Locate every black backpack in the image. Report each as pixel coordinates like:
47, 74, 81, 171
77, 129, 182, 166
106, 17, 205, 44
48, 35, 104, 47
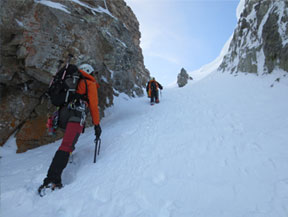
48, 64, 85, 107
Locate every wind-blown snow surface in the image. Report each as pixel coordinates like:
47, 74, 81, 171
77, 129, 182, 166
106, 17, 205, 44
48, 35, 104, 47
1, 71, 288, 217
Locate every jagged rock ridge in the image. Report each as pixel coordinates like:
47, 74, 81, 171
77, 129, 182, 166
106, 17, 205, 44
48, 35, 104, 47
219, 0, 288, 74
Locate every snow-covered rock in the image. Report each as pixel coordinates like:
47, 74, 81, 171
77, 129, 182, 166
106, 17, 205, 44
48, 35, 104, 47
219, 0, 288, 74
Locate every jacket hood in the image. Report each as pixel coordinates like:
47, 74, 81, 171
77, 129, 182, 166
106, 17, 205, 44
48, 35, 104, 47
80, 69, 96, 82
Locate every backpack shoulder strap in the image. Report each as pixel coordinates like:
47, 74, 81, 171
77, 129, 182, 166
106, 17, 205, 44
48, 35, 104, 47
83, 77, 88, 102
79, 74, 89, 102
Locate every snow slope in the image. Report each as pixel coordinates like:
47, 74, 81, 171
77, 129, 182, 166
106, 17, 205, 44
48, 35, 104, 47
1, 71, 288, 217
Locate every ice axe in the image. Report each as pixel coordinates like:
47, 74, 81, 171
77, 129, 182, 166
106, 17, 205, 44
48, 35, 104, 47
93, 138, 101, 163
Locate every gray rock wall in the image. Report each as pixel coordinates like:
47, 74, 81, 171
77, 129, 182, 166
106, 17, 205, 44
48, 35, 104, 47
219, 0, 288, 74
0, 0, 150, 152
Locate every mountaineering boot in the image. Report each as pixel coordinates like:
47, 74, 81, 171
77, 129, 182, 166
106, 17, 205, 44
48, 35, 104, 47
38, 182, 63, 197
51, 182, 63, 190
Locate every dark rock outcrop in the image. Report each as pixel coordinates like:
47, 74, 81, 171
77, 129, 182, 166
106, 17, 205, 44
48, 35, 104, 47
0, 0, 149, 152
219, 0, 288, 74
177, 68, 192, 87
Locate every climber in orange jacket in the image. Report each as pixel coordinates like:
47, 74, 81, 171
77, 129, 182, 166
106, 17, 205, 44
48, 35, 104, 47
146, 77, 163, 105
39, 64, 101, 193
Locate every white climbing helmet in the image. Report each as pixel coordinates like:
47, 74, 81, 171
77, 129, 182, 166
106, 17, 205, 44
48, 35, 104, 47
79, 64, 94, 74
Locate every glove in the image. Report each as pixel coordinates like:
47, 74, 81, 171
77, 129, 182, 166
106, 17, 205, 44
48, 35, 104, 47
94, 124, 102, 139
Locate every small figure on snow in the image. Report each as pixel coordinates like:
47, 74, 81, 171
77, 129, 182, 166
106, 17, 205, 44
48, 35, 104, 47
146, 77, 163, 105
38, 63, 102, 196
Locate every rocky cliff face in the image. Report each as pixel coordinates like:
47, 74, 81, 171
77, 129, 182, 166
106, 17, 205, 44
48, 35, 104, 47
219, 0, 288, 74
0, 0, 150, 152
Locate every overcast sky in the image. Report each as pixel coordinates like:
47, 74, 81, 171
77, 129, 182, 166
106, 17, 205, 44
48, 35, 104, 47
125, 0, 240, 85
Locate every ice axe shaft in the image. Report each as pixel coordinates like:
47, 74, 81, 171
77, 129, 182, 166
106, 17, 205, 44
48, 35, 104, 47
94, 138, 101, 163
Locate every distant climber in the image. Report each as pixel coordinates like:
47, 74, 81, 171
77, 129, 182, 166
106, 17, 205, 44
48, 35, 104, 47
146, 77, 163, 105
